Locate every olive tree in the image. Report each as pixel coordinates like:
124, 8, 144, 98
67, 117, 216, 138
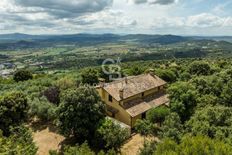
13, 70, 33, 82
57, 87, 105, 140
0, 92, 29, 135
95, 118, 130, 150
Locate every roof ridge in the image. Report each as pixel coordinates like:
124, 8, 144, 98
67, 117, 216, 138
105, 74, 150, 86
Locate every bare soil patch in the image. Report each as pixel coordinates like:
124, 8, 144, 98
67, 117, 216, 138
30, 121, 154, 155
30, 122, 65, 155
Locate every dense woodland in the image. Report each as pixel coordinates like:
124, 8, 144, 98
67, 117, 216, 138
1, 57, 232, 154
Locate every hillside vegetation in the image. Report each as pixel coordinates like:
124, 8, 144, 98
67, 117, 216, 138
1, 57, 232, 154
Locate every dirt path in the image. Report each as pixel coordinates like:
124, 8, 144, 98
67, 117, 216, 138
121, 134, 147, 155
33, 127, 65, 155
29, 122, 65, 155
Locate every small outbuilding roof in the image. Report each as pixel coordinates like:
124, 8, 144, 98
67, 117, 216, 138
125, 92, 169, 117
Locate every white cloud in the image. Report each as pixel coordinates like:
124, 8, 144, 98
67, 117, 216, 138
0, 0, 232, 35
131, 0, 177, 5
186, 13, 232, 28
151, 13, 232, 29
14, 0, 113, 16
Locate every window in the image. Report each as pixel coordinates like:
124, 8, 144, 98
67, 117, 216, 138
142, 92, 144, 97
109, 95, 113, 102
142, 112, 146, 119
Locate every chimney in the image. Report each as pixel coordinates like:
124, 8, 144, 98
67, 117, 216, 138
119, 88, 124, 99
99, 78, 105, 88
148, 69, 155, 76
125, 77, 128, 84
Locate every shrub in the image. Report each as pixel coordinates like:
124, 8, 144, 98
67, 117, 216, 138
0, 126, 37, 155
154, 135, 232, 155
13, 70, 33, 82
43, 86, 60, 105
81, 68, 99, 85
29, 97, 57, 121
95, 118, 130, 150
189, 61, 211, 76
0, 92, 29, 135
147, 106, 170, 125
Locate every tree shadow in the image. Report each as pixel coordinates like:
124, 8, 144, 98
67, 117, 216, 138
29, 120, 57, 133
58, 136, 78, 152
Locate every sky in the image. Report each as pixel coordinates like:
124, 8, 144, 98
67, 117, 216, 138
0, 0, 232, 35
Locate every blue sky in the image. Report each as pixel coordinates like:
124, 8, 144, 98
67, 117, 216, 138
0, 0, 232, 35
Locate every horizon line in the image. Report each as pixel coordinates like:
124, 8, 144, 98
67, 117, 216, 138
0, 32, 232, 37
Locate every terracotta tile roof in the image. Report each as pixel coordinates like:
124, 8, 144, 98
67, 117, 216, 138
125, 92, 169, 117
103, 73, 167, 101
126, 101, 151, 117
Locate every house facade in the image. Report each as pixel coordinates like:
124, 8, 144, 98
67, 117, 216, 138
96, 72, 169, 128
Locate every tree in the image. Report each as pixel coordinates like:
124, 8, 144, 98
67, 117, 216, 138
192, 76, 223, 97
147, 106, 170, 126
153, 138, 179, 155
159, 113, 183, 142
128, 66, 145, 76
63, 142, 95, 155
135, 119, 153, 138
221, 80, 232, 106
13, 70, 33, 82
186, 105, 232, 144
155, 69, 177, 83
98, 67, 110, 82
189, 61, 211, 76
153, 135, 232, 155
168, 82, 198, 122
55, 77, 76, 90
50, 142, 117, 155
57, 87, 105, 140
134, 119, 160, 144
139, 141, 157, 155
95, 118, 130, 150
0, 126, 37, 155
0, 92, 29, 135
29, 97, 57, 121
43, 86, 60, 105
81, 68, 99, 85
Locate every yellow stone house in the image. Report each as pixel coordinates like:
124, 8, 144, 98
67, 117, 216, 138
96, 72, 169, 128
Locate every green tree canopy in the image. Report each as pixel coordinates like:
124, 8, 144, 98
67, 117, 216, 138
147, 106, 170, 125
95, 118, 130, 150
128, 66, 145, 76
155, 69, 177, 83
50, 142, 117, 155
81, 68, 99, 85
135, 119, 153, 137
168, 82, 198, 122
154, 135, 232, 155
43, 86, 60, 105
13, 70, 33, 82
221, 80, 232, 106
188, 61, 211, 76
0, 92, 29, 135
63, 142, 95, 155
159, 113, 183, 142
186, 105, 232, 144
0, 126, 37, 155
57, 87, 105, 140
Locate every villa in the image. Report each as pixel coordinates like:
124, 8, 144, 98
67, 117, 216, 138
96, 72, 169, 128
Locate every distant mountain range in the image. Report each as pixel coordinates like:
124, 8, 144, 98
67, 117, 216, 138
0, 33, 232, 50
